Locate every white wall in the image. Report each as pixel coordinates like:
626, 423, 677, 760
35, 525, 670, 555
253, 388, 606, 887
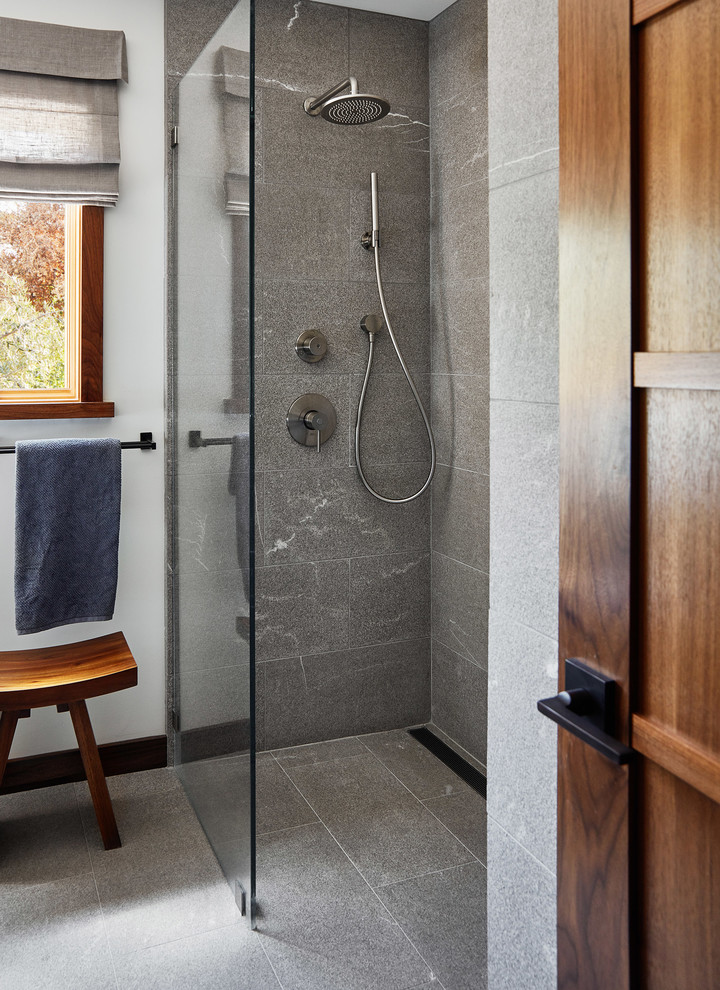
0, 0, 166, 758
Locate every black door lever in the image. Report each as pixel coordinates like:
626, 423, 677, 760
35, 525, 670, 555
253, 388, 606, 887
537, 658, 635, 765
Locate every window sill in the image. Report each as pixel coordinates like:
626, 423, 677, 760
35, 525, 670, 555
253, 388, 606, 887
0, 401, 115, 421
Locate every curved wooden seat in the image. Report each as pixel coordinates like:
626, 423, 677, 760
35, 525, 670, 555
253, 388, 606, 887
0, 632, 138, 851
0, 632, 137, 710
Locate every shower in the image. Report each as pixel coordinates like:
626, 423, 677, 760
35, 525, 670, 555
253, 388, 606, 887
303, 77, 390, 125
355, 172, 436, 504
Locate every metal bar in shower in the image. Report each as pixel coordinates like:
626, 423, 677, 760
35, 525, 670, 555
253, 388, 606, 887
188, 430, 233, 448
0, 432, 157, 454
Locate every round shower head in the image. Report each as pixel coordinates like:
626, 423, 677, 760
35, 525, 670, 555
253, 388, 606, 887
319, 93, 390, 125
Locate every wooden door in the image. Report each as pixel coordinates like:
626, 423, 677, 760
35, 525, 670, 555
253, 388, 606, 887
557, 0, 720, 987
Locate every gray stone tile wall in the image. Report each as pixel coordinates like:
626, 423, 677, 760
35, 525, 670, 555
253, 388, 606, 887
487, 0, 559, 983
429, 0, 489, 768
255, 0, 432, 746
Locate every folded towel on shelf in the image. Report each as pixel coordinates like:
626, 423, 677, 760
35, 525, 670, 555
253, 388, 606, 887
227, 431, 251, 602
14, 437, 122, 635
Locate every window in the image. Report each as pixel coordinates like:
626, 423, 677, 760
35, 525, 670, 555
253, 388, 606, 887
0, 203, 113, 420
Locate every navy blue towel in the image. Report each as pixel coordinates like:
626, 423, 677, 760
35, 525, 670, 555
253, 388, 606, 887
14, 438, 122, 635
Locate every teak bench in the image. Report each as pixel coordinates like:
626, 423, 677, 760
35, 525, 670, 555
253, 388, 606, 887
0, 632, 138, 850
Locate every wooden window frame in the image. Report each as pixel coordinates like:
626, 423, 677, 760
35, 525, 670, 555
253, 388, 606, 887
0, 205, 114, 420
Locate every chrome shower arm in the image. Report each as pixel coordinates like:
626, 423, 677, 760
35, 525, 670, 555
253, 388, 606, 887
304, 77, 358, 115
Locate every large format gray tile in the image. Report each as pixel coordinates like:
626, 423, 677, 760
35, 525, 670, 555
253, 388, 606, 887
115, 924, 281, 990
0, 873, 116, 990
96, 854, 241, 958
432, 642, 487, 767
352, 373, 432, 467
431, 179, 488, 285
180, 663, 251, 730
257, 822, 431, 990
360, 728, 469, 800
255, 372, 350, 469
431, 464, 489, 572
377, 861, 487, 990
256, 184, 350, 281
262, 279, 430, 376
431, 551, 488, 667
271, 736, 367, 768
431, 372, 489, 474
349, 10, 428, 111
431, 276, 489, 378
74, 769, 217, 878
489, 399, 559, 638
262, 639, 430, 749
486, 819, 556, 990
349, 551, 430, 647
350, 188, 430, 286
0, 783, 91, 885
431, 80, 488, 192
256, 559, 349, 661
263, 464, 430, 565
487, 611, 557, 871
429, 0, 488, 110
166, 0, 238, 82
178, 567, 248, 672
423, 790, 487, 864
489, 170, 559, 404
256, 757, 318, 834
488, 0, 558, 189
286, 754, 473, 886
260, 84, 429, 196
254, 0, 348, 95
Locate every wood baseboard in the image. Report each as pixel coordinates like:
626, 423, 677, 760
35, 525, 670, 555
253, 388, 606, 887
0, 734, 167, 795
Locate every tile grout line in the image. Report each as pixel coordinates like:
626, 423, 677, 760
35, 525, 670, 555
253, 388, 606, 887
356, 743, 479, 868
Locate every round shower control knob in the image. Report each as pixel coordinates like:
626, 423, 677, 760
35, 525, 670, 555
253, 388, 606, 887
295, 330, 328, 363
287, 393, 337, 453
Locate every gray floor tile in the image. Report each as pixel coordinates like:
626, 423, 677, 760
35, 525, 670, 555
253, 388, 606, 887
96, 854, 242, 958
115, 924, 281, 990
423, 791, 487, 864
75, 769, 213, 879
0, 873, 116, 990
270, 736, 366, 768
286, 754, 474, 886
256, 758, 318, 834
0, 783, 91, 885
377, 862, 487, 990
359, 729, 470, 800
257, 822, 431, 990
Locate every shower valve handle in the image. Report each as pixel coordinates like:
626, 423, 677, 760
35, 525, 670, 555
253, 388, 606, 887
287, 394, 337, 453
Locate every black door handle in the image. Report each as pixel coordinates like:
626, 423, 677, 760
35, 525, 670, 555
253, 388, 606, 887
537, 658, 635, 766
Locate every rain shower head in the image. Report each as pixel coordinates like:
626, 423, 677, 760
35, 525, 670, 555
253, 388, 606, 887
303, 77, 390, 125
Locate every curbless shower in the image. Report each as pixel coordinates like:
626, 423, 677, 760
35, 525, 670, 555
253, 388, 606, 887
355, 172, 436, 504
303, 77, 390, 125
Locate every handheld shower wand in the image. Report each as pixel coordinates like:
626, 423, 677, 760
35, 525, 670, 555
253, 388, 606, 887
355, 172, 436, 504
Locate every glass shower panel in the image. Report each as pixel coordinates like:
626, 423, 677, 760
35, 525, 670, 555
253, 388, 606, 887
171, 0, 254, 923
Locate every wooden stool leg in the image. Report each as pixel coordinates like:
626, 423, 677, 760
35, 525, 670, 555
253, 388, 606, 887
0, 711, 21, 786
67, 700, 121, 850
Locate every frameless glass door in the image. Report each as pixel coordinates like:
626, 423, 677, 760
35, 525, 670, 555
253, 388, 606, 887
171, 0, 254, 923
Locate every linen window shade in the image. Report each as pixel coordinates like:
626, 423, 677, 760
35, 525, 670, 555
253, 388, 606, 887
219, 46, 249, 217
0, 17, 127, 207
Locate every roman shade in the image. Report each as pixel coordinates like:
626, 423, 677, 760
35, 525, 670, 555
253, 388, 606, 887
219, 46, 249, 217
0, 17, 127, 207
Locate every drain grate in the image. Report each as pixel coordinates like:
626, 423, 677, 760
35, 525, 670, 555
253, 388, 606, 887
407, 726, 487, 798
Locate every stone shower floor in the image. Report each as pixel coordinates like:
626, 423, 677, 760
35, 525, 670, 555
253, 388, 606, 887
0, 728, 487, 990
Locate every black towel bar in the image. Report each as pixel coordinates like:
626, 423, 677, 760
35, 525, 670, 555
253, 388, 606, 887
0, 432, 157, 454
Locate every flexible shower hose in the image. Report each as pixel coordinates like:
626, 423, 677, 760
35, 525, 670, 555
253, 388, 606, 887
355, 244, 436, 504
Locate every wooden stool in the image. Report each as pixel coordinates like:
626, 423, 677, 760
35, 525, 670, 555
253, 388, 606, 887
0, 632, 137, 850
